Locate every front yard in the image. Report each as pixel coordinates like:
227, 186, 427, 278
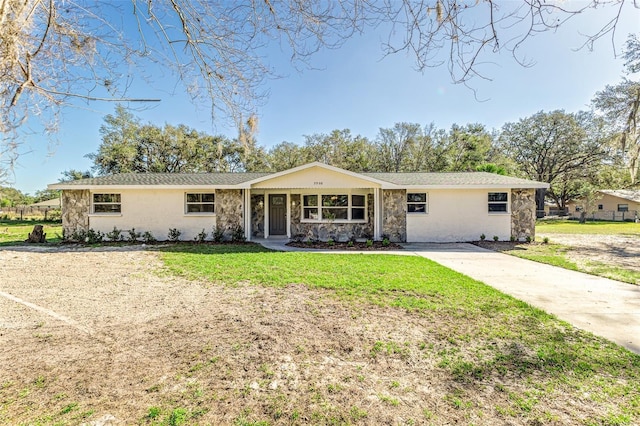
478, 220, 640, 285
0, 244, 638, 425
0, 220, 62, 246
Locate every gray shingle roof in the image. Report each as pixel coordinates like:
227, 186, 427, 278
599, 190, 640, 203
49, 168, 547, 189
51, 172, 271, 187
363, 172, 547, 187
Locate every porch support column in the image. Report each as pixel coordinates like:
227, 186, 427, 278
373, 187, 382, 240
243, 189, 251, 241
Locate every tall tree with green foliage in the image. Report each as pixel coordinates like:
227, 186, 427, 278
88, 107, 256, 174
499, 110, 609, 211
592, 35, 640, 184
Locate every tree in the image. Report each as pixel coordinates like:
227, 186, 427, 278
60, 169, 92, 181
445, 123, 494, 172
375, 123, 422, 172
267, 142, 309, 172
499, 110, 610, 211
88, 108, 254, 174
2, 1, 636, 179
592, 35, 640, 185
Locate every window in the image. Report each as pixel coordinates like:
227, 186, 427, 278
598, 204, 604, 210
303, 195, 319, 220
618, 204, 629, 212
407, 193, 427, 213
186, 193, 215, 213
93, 193, 121, 213
488, 192, 508, 213
302, 193, 367, 222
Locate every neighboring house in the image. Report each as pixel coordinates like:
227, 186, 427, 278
29, 198, 61, 210
567, 190, 640, 221
48, 162, 549, 242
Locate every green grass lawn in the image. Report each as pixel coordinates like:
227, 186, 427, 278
158, 244, 640, 425
537, 219, 640, 235
0, 220, 63, 245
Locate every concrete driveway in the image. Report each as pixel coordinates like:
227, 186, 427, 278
404, 243, 640, 354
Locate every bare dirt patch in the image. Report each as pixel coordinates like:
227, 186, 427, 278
476, 233, 640, 282
539, 233, 640, 271
0, 246, 632, 424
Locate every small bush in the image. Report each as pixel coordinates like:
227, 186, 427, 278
493, 235, 499, 242
382, 238, 390, 247
195, 228, 208, 243
366, 239, 373, 248
231, 224, 245, 242
127, 228, 141, 243
480, 233, 486, 241
327, 238, 335, 246
347, 240, 354, 247
525, 235, 533, 243
106, 226, 122, 242
85, 229, 104, 244
142, 231, 156, 243
212, 225, 224, 243
168, 228, 182, 242
510, 235, 516, 242
543, 236, 549, 244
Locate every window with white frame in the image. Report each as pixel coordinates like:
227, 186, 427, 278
186, 193, 215, 213
407, 193, 427, 213
93, 193, 121, 213
302, 193, 367, 222
618, 204, 629, 212
488, 192, 508, 213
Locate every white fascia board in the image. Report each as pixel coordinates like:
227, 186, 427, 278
400, 183, 550, 190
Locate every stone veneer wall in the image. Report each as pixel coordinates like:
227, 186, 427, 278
382, 190, 407, 242
251, 194, 265, 238
511, 188, 536, 240
61, 190, 90, 238
289, 193, 374, 242
216, 189, 244, 240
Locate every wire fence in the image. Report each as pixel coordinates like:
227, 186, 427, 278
0, 206, 61, 221
569, 209, 639, 222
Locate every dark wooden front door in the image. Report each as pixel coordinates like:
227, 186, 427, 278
269, 194, 287, 235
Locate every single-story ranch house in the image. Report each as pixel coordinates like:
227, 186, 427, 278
48, 162, 549, 243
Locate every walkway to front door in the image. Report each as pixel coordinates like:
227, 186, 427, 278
269, 194, 287, 235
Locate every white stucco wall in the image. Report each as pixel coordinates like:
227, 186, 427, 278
88, 189, 217, 241
406, 189, 511, 242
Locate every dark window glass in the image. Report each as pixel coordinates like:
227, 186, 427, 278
488, 203, 508, 212
488, 192, 508, 202
407, 193, 426, 203
352, 208, 365, 220
407, 204, 426, 213
322, 195, 348, 207
618, 204, 629, 212
352, 195, 366, 207
93, 193, 120, 203
303, 195, 318, 207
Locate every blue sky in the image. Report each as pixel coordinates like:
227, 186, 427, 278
9, 5, 640, 195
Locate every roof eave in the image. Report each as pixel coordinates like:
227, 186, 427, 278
48, 184, 241, 190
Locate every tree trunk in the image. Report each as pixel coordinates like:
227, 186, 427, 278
26, 225, 46, 243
